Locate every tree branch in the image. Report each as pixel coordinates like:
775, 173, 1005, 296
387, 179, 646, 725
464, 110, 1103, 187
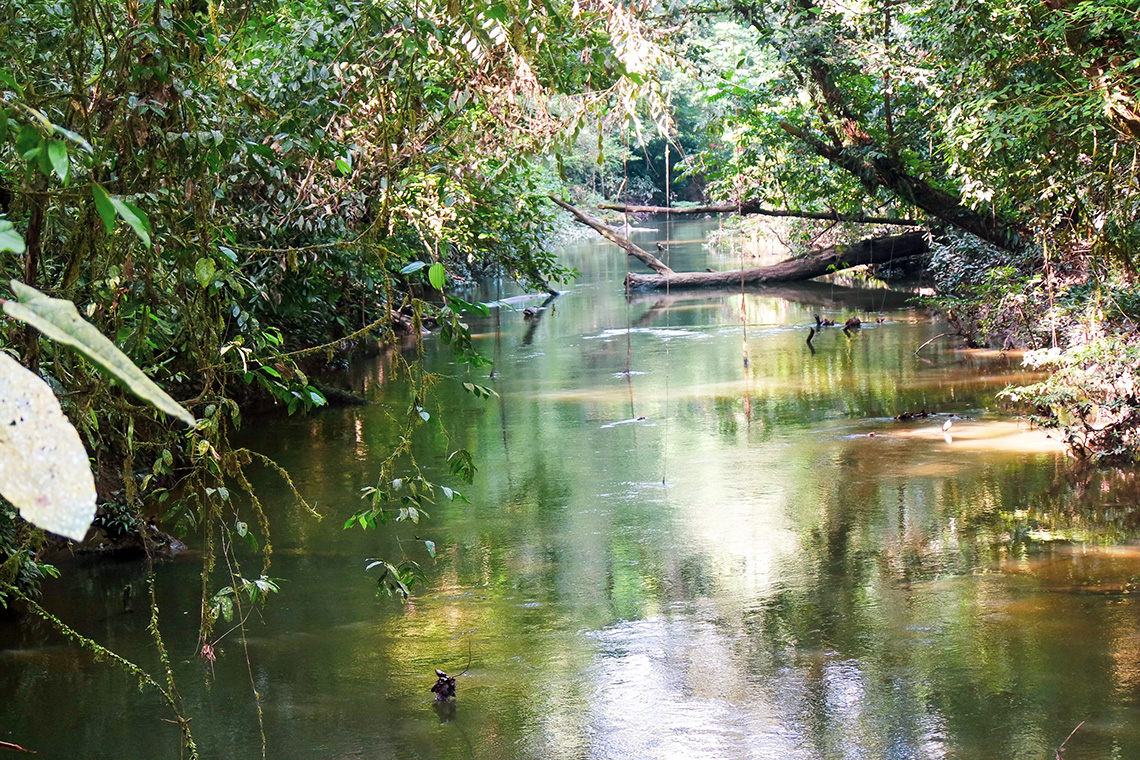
598, 201, 923, 226
547, 195, 674, 274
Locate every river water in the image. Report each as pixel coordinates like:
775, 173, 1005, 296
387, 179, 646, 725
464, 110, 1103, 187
4, 217, 1140, 759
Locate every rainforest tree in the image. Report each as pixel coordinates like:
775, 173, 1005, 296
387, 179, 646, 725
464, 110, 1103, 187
664, 0, 1140, 458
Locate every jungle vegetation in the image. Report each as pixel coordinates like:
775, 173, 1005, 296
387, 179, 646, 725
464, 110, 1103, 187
1, 0, 1139, 753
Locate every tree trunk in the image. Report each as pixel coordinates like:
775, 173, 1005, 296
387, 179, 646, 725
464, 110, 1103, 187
778, 122, 1026, 251
626, 231, 929, 290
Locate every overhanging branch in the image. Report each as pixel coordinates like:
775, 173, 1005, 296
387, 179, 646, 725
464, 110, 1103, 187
547, 195, 674, 275
598, 201, 923, 226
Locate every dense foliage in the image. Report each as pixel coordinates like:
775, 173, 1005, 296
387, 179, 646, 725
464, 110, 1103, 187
0, 0, 667, 747
670, 0, 1140, 459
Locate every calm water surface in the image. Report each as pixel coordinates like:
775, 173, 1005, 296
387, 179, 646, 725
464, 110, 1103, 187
4, 218, 1140, 760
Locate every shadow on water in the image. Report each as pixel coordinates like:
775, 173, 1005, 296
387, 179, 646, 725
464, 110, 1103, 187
627, 279, 919, 314
4, 217, 1140, 760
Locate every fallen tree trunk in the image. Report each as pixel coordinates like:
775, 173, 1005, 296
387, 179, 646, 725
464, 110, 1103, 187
548, 195, 673, 275
549, 196, 930, 291
625, 231, 930, 290
598, 201, 922, 226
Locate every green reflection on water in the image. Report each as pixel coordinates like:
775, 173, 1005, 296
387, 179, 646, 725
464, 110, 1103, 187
4, 218, 1140, 759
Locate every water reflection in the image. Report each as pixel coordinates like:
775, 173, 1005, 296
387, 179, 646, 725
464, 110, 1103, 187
4, 218, 1140, 759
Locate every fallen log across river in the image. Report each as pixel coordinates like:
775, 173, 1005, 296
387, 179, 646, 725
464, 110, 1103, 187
549, 196, 931, 291
626, 230, 931, 289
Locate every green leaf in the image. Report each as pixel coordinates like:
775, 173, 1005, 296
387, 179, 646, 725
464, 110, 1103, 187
0, 70, 24, 97
0, 219, 25, 255
90, 185, 152, 247
462, 381, 499, 399
46, 140, 68, 183
424, 539, 436, 558
484, 3, 509, 21
91, 184, 115, 233
35, 145, 51, 176
3, 281, 195, 426
0, 352, 97, 541
400, 261, 426, 274
334, 157, 352, 175
428, 262, 446, 290
15, 125, 39, 157
194, 257, 216, 288
111, 198, 152, 248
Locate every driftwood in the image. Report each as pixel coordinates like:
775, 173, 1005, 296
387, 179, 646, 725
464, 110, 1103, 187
599, 201, 923, 227
626, 231, 930, 290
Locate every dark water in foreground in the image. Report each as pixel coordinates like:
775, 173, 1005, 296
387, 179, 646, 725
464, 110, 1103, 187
4, 218, 1140, 760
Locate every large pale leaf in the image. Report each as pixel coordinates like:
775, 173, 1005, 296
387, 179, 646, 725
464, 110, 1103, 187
3, 281, 195, 426
0, 352, 96, 541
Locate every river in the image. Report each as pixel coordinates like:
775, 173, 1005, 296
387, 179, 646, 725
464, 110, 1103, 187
3, 217, 1140, 759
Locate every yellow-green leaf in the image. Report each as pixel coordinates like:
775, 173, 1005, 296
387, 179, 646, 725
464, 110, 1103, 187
195, 257, 216, 288
0, 352, 96, 541
428, 262, 446, 290
3, 281, 195, 426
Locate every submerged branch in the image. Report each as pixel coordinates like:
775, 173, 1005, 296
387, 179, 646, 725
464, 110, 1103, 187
0, 741, 35, 754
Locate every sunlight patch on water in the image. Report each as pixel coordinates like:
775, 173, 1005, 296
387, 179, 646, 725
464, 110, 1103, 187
585, 616, 811, 760
582, 615, 950, 760
890, 420, 1066, 453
